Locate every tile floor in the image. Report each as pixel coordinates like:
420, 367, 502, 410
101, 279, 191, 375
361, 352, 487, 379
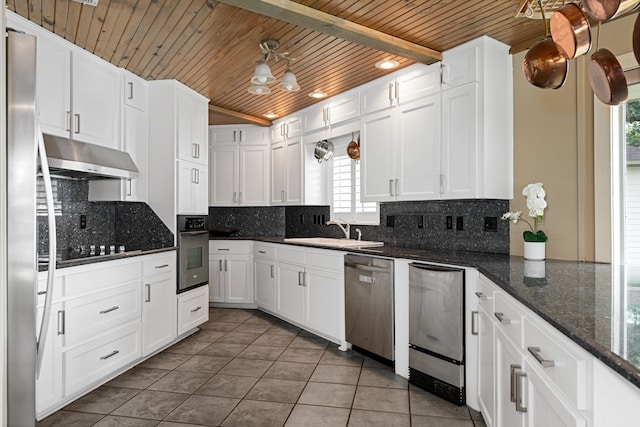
38, 308, 487, 427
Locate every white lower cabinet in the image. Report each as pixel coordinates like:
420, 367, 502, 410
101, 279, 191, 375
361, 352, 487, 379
36, 302, 64, 416
303, 266, 341, 340
254, 257, 277, 312
209, 241, 254, 305
495, 327, 525, 427
477, 306, 495, 427
141, 253, 177, 356
276, 261, 306, 325
177, 285, 209, 335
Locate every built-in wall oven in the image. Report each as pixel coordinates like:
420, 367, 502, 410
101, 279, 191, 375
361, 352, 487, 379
177, 215, 209, 293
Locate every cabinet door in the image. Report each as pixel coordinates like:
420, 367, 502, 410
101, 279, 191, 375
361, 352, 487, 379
360, 78, 395, 115
523, 360, 587, 427
177, 161, 196, 214
442, 43, 478, 89
123, 71, 148, 111
36, 33, 71, 138
478, 307, 495, 427
302, 103, 328, 133
239, 126, 268, 145
123, 105, 148, 202
361, 110, 395, 202
210, 145, 238, 206
441, 83, 478, 199
285, 117, 301, 139
226, 256, 252, 304
271, 122, 285, 143
396, 64, 441, 105
71, 52, 119, 148
210, 126, 240, 145
177, 90, 208, 165
276, 262, 305, 325
285, 138, 303, 205
396, 95, 441, 201
36, 302, 63, 417
271, 142, 286, 205
495, 328, 525, 427
142, 274, 177, 356
209, 256, 225, 303
177, 286, 209, 335
329, 92, 360, 126
304, 267, 341, 341
240, 145, 269, 206
255, 258, 276, 312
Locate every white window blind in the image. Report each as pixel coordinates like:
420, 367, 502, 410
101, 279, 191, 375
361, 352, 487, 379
331, 154, 378, 224
36, 177, 62, 216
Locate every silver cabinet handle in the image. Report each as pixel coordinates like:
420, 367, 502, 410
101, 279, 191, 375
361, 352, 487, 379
191, 306, 202, 313
515, 371, 528, 413
528, 347, 555, 368
195, 168, 200, 184
217, 248, 230, 251
233, 130, 237, 142
192, 143, 199, 159
155, 264, 169, 269
471, 311, 479, 335
238, 192, 242, 204
74, 113, 80, 133
475, 291, 488, 299
302, 272, 307, 287
270, 264, 274, 278
510, 364, 520, 403
298, 271, 303, 286
191, 168, 197, 184
66, 111, 72, 131
37, 290, 47, 295
388, 82, 393, 102
285, 123, 289, 137
440, 174, 445, 194
224, 260, 228, 271
389, 179, 394, 197
128, 81, 134, 100
395, 81, 400, 103
100, 350, 119, 360
57, 310, 65, 335
240, 130, 243, 141
219, 260, 223, 271
145, 283, 151, 302
494, 312, 510, 324
327, 106, 331, 123
233, 191, 237, 204
395, 178, 399, 196
126, 178, 132, 196
99, 306, 119, 314
258, 250, 267, 254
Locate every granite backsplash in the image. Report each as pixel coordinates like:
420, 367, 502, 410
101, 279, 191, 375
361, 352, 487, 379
210, 199, 510, 254
38, 179, 174, 260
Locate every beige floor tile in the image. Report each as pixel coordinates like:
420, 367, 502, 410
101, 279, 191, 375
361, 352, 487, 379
409, 390, 471, 419
348, 409, 410, 427
278, 347, 324, 364
199, 342, 247, 358
358, 367, 408, 389
233, 322, 271, 334
164, 339, 211, 355
245, 378, 306, 403
147, 370, 212, 394
36, 411, 105, 427
289, 335, 329, 350
140, 353, 191, 370
319, 347, 363, 367
111, 390, 188, 420
352, 386, 409, 414
284, 404, 350, 427
106, 367, 170, 389
253, 333, 296, 347
164, 394, 240, 425
298, 382, 356, 408
198, 321, 239, 332
221, 399, 293, 426
175, 354, 232, 374
218, 358, 274, 377
196, 374, 259, 398
309, 364, 361, 385
92, 416, 157, 426
217, 331, 261, 345
237, 344, 286, 361
63, 386, 139, 414
411, 415, 475, 426
263, 361, 317, 381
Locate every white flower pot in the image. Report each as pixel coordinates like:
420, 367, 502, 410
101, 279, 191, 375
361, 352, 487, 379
524, 241, 545, 260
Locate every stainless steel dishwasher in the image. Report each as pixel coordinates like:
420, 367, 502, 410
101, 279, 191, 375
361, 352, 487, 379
344, 254, 394, 361
409, 263, 465, 405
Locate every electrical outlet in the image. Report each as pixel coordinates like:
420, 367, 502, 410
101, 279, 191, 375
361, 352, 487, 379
417, 216, 424, 229
387, 215, 395, 227
446, 216, 453, 229
484, 216, 498, 231
456, 216, 463, 231
300, 214, 304, 224
80, 214, 87, 229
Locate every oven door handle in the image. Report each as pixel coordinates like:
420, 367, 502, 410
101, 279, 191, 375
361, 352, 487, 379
180, 231, 209, 236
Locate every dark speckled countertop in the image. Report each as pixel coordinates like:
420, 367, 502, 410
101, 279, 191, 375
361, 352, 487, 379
212, 235, 640, 389
39, 247, 177, 271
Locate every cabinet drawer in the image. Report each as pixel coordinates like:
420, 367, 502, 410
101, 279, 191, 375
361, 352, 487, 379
64, 262, 141, 296
210, 240, 252, 255
277, 246, 306, 265
254, 243, 276, 259
524, 317, 589, 410
178, 285, 209, 335
304, 248, 343, 271
142, 253, 176, 276
475, 275, 496, 312
493, 292, 525, 348
64, 280, 142, 346
64, 321, 141, 396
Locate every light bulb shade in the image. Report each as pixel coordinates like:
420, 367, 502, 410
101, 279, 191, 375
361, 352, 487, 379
248, 83, 271, 95
251, 61, 275, 84
277, 69, 300, 92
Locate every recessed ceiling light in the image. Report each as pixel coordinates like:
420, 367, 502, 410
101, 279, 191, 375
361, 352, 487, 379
375, 59, 400, 70
264, 113, 278, 119
308, 90, 327, 99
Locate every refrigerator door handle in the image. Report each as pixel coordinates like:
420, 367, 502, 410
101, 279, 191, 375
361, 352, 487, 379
35, 125, 57, 380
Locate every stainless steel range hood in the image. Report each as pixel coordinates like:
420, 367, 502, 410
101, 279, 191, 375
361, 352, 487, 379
43, 134, 139, 179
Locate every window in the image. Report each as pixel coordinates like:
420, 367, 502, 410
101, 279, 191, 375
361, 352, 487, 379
331, 154, 378, 224
36, 177, 62, 216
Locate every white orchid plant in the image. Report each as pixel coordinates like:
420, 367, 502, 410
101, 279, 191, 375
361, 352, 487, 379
501, 182, 548, 242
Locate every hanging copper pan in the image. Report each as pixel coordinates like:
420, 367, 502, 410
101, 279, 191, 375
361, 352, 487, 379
550, 3, 592, 59
582, 0, 640, 21
633, 12, 640, 64
347, 133, 360, 161
523, 0, 568, 89
587, 23, 628, 105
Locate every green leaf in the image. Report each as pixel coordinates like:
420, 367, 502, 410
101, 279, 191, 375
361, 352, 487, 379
523, 230, 547, 242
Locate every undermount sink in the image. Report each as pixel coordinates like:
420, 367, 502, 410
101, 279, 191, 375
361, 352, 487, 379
283, 237, 384, 248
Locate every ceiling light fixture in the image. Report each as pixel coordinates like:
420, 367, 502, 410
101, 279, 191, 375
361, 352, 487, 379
247, 39, 300, 95
375, 59, 400, 70
264, 112, 279, 119
308, 90, 327, 99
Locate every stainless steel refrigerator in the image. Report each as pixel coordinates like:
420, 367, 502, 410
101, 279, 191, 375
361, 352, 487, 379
6, 28, 57, 426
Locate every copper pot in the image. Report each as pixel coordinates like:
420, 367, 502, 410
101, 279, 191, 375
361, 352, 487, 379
633, 12, 640, 64
583, 0, 640, 21
550, 3, 591, 59
587, 48, 628, 105
523, 37, 568, 89
347, 134, 360, 160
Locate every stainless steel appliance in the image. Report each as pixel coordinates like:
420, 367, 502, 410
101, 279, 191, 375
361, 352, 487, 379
6, 28, 58, 424
344, 254, 394, 361
177, 215, 209, 293
408, 263, 465, 406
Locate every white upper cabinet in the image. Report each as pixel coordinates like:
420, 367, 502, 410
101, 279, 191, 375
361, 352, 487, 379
271, 116, 301, 144
177, 89, 208, 166
177, 160, 208, 214
210, 145, 239, 206
270, 116, 303, 205
123, 71, 148, 111
210, 125, 268, 145
442, 42, 478, 89
301, 92, 360, 134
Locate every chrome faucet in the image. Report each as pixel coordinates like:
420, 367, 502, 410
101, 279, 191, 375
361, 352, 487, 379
326, 220, 350, 239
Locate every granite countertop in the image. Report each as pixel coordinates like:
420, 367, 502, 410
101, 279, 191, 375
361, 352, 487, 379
212, 235, 640, 389
39, 246, 177, 272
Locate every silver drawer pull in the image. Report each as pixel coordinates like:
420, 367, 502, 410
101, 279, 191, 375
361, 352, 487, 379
494, 312, 510, 324
258, 250, 267, 254
510, 364, 520, 403
515, 371, 528, 413
37, 290, 47, 295
191, 306, 202, 313
217, 248, 230, 251
475, 291, 488, 299
99, 306, 119, 314
528, 346, 555, 368
100, 350, 120, 360
426, 334, 439, 341
155, 264, 169, 269
471, 311, 479, 335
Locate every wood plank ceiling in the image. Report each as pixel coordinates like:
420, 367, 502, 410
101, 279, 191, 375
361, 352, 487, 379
9, 0, 565, 125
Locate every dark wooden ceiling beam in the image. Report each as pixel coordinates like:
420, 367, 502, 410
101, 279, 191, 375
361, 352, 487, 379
216, 0, 442, 64
209, 105, 273, 127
